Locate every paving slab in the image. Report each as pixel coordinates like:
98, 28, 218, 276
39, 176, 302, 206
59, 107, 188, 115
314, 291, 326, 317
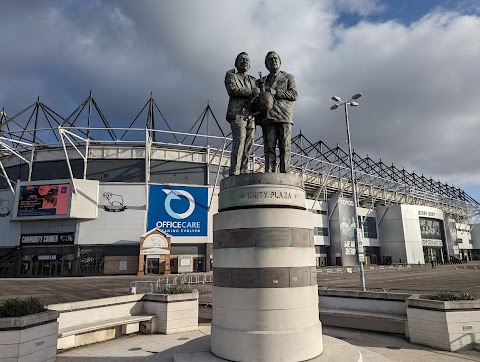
56, 323, 480, 362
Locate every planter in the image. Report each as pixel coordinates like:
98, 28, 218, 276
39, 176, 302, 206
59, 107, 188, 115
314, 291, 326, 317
0, 310, 59, 362
142, 290, 198, 334
407, 295, 480, 351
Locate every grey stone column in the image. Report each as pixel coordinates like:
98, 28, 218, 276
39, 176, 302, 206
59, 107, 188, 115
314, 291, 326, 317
211, 173, 323, 362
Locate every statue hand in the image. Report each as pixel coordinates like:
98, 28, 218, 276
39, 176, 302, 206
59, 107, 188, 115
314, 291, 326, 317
267, 88, 276, 96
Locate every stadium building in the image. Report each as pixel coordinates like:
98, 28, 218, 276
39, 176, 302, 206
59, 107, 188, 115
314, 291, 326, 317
0, 93, 479, 277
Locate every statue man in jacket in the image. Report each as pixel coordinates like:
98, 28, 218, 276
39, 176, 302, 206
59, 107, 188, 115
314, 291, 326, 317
258, 51, 298, 173
225, 52, 259, 176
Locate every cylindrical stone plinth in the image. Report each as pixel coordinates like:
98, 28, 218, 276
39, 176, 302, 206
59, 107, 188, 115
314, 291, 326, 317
211, 173, 323, 362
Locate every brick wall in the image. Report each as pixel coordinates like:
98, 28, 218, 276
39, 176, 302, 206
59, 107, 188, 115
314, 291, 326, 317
104, 256, 138, 274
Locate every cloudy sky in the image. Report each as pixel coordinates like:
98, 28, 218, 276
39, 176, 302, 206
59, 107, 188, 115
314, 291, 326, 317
1, 0, 480, 199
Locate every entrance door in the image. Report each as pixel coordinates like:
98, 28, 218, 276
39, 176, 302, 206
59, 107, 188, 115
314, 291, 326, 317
159, 256, 166, 274
32, 260, 53, 277
20, 261, 31, 276
194, 257, 205, 272
319, 257, 326, 267
146, 257, 159, 274
365, 256, 371, 265
382, 256, 392, 265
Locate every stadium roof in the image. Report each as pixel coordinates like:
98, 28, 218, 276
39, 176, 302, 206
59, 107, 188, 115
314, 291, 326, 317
1, 93, 479, 223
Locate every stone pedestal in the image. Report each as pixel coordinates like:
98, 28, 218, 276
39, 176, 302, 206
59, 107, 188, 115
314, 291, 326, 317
211, 173, 323, 362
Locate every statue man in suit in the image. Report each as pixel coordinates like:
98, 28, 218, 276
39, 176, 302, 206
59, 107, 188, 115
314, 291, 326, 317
258, 51, 298, 173
225, 52, 259, 176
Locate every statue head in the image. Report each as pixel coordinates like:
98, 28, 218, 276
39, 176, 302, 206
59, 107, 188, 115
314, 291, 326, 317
235, 52, 250, 74
265, 51, 281, 73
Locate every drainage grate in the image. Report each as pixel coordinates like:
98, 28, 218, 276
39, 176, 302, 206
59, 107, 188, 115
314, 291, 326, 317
128, 347, 142, 351
386, 346, 401, 350
178, 337, 190, 341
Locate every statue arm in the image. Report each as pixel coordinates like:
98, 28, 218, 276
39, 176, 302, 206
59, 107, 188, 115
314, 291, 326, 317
225, 71, 254, 97
275, 75, 298, 101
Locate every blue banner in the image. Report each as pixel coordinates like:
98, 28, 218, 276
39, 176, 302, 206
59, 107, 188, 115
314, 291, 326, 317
147, 185, 208, 236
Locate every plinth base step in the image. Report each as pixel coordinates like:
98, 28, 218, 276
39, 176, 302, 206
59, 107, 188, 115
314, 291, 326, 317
173, 335, 383, 361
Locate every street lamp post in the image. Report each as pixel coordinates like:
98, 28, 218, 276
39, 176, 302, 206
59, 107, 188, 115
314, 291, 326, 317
330, 93, 366, 291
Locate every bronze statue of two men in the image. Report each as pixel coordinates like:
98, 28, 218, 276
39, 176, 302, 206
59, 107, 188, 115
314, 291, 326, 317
225, 51, 298, 175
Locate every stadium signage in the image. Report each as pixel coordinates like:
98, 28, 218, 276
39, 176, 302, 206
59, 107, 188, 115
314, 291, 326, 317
17, 183, 70, 217
339, 199, 354, 206
418, 210, 437, 217
20, 232, 75, 246
422, 239, 443, 247
147, 185, 208, 236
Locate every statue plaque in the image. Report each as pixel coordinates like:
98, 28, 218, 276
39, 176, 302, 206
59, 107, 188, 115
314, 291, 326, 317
232, 268, 260, 288
260, 267, 289, 288
289, 266, 310, 287
229, 228, 255, 248
213, 267, 232, 287
291, 228, 312, 247
213, 230, 229, 249
255, 227, 291, 247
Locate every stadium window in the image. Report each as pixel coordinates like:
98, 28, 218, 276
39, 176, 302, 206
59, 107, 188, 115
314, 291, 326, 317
361, 217, 378, 239
314, 227, 328, 236
358, 216, 377, 238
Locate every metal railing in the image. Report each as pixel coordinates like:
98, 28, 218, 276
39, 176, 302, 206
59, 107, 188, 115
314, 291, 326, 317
129, 273, 213, 305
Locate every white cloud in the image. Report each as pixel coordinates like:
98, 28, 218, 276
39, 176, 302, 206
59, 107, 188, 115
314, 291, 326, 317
1, 1, 480, 194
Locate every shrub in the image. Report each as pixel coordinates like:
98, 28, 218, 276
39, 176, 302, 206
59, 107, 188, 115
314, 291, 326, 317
421, 291, 477, 301
153, 285, 193, 295
0, 297, 48, 318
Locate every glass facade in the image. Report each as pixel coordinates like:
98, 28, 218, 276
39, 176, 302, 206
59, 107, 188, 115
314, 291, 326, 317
20, 246, 74, 277
80, 246, 105, 274
314, 227, 329, 236
0, 256, 16, 276
360, 216, 378, 239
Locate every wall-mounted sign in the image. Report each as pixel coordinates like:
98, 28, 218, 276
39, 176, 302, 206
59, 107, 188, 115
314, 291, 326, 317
102, 191, 127, 212
17, 184, 70, 217
418, 217, 443, 243
338, 197, 356, 261
140, 248, 170, 255
422, 239, 443, 247
0, 198, 11, 217
446, 218, 460, 257
38, 255, 57, 261
143, 234, 168, 248
20, 232, 75, 246
147, 185, 208, 236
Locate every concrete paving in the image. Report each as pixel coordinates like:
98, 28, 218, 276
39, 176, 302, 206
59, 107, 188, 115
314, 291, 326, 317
3, 264, 480, 360
317, 262, 480, 294
56, 322, 480, 362
1, 262, 479, 305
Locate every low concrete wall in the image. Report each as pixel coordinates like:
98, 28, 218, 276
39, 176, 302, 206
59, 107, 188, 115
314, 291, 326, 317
51, 294, 144, 330
143, 291, 199, 334
51, 292, 198, 350
318, 289, 410, 335
407, 296, 480, 351
0, 310, 59, 362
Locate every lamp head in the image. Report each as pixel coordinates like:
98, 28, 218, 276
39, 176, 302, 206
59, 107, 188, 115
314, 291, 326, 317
350, 101, 359, 107
352, 93, 362, 100
331, 96, 341, 102
330, 104, 339, 110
